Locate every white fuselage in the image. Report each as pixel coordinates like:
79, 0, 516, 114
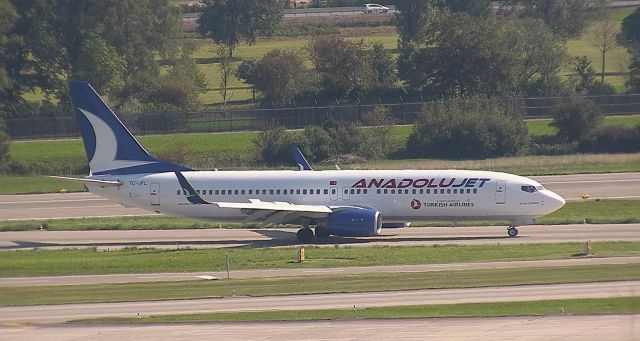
88, 169, 565, 225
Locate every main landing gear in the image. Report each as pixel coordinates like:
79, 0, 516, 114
507, 224, 519, 237
296, 228, 314, 244
296, 225, 330, 243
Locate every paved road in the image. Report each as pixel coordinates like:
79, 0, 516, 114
1, 172, 639, 221
1, 223, 639, 250
0, 281, 637, 323
3, 314, 639, 341
1, 256, 637, 287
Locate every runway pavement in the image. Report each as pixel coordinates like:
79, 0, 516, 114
0, 281, 638, 323
2, 315, 639, 341
1, 172, 638, 221
1, 256, 638, 287
1, 223, 639, 250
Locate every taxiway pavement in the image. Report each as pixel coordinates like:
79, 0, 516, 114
0, 280, 637, 324
1, 223, 639, 250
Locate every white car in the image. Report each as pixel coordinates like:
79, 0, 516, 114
362, 3, 389, 14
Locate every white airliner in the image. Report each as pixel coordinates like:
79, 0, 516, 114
57, 82, 566, 243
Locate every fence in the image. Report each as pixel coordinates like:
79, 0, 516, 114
5, 94, 640, 139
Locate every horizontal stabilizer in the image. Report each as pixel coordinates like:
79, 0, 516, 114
49, 176, 122, 188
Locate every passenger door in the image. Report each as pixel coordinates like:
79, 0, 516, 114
496, 180, 506, 204
150, 183, 160, 206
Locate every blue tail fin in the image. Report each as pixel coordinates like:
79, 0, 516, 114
69, 81, 192, 175
291, 146, 313, 171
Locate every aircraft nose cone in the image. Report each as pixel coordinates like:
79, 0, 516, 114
546, 191, 566, 213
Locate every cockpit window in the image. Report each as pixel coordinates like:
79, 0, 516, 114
521, 185, 538, 193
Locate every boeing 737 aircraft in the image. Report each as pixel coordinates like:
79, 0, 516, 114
57, 82, 566, 243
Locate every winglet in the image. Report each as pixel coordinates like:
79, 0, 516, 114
291, 146, 313, 171
174, 172, 211, 205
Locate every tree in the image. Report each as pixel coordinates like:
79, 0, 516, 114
197, 0, 282, 104
587, 17, 620, 83
0, 0, 16, 108
508, 0, 607, 39
571, 56, 597, 94
407, 96, 529, 159
252, 49, 310, 106
443, 0, 491, 17
551, 96, 602, 142
401, 14, 567, 98
395, 0, 440, 48
1, 0, 187, 110
308, 36, 375, 99
619, 7, 640, 91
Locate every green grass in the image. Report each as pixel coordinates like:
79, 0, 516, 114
537, 199, 640, 224
0, 176, 86, 194
0, 242, 638, 277
358, 153, 640, 175
527, 115, 640, 137
1, 264, 638, 306
1, 199, 639, 231
78, 296, 640, 323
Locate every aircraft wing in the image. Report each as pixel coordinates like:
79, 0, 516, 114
175, 171, 332, 225
216, 199, 332, 225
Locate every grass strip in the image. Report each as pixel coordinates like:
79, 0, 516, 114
0, 242, 638, 278
2, 199, 639, 232
1, 264, 638, 306
76, 296, 640, 323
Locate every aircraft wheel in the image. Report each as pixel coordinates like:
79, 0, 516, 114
507, 227, 519, 237
315, 225, 330, 239
296, 228, 315, 243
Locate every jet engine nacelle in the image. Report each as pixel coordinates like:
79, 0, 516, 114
326, 207, 382, 237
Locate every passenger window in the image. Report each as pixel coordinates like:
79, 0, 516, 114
215, 190, 219, 195
241, 190, 245, 195
276, 189, 281, 195
419, 189, 424, 194
303, 189, 308, 195
331, 189, 336, 194
262, 190, 267, 195
440, 189, 445, 194
473, 189, 478, 194
234, 190, 238, 195
316, 189, 320, 194
248, 190, 253, 195
176, 190, 181, 195
412, 189, 417, 194
363, 189, 367, 194
426, 189, 430, 194
324, 189, 328, 194
384, 189, 388, 194
297, 189, 301, 195
269, 189, 274, 195
221, 190, 226, 195
283, 189, 288, 195
391, 189, 396, 194
356, 189, 361, 194
377, 189, 381, 194
447, 189, 451, 194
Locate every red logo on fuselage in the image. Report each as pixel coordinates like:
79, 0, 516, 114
410, 199, 421, 209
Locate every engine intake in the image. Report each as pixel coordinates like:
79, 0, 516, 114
326, 207, 382, 237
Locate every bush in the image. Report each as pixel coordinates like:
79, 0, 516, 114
551, 95, 602, 142
579, 125, 640, 153
253, 124, 300, 166
407, 97, 529, 159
